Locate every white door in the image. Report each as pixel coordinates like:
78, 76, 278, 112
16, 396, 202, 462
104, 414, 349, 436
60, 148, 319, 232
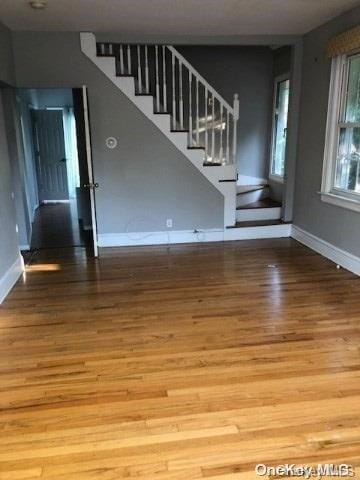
33, 110, 69, 202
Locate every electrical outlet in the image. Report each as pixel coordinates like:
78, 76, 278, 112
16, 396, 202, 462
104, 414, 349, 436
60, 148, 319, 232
166, 219, 173, 228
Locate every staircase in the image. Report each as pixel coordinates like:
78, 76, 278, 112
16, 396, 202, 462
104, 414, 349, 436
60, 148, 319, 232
80, 33, 239, 227
236, 184, 282, 222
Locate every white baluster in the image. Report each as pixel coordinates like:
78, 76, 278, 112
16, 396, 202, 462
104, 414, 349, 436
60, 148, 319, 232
127, 45, 131, 74
100, 43, 105, 55
211, 95, 215, 162
137, 45, 142, 94
162, 46, 167, 111
219, 102, 223, 164
145, 45, 149, 94
109, 44, 113, 56
232, 93, 239, 163
205, 87, 208, 158
189, 71, 192, 146
226, 110, 230, 164
172, 52, 176, 129
155, 46, 160, 112
196, 78, 199, 145
119, 45, 124, 75
179, 61, 184, 129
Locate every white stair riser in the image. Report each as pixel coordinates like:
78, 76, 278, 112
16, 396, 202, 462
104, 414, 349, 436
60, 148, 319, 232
80, 33, 237, 227
236, 187, 269, 207
236, 207, 281, 222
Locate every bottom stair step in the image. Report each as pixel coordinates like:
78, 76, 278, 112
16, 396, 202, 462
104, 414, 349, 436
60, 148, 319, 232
236, 199, 282, 222
224, 219, 292, 240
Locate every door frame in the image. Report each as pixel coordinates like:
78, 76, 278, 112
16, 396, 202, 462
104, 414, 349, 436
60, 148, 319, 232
82, 86, 99, 257
269, 72, 290, 184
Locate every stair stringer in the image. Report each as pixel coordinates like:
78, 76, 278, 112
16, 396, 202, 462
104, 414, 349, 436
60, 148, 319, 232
80, 33, 236, 227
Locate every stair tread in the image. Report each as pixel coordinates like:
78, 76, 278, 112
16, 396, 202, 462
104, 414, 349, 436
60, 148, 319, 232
229, 219, 284, 228
237, 184, 269, 195
237, 199, 281, 210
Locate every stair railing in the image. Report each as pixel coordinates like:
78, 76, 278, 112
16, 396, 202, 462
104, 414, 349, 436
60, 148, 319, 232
97, 42, 239, 166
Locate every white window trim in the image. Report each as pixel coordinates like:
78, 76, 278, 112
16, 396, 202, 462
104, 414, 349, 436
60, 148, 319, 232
269, 73, 290, 184
320, 54, 360, 212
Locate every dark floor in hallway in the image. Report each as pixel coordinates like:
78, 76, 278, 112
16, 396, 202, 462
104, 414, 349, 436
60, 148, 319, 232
30, 202, 88, 250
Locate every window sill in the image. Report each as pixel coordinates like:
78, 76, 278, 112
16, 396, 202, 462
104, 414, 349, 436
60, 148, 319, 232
320, 192, 360, 213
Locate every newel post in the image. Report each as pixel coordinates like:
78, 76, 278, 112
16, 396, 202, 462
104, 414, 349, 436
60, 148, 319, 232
232, 93, 239, 163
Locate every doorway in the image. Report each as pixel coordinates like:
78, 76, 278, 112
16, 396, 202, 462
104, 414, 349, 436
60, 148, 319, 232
15, 87, 98, 257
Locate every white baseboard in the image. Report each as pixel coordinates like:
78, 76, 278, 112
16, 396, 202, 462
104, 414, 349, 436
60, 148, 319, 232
291, 225, 360, 276
99, 224, 292, 247
0, 255, 24, 304
41, 200, 70, 204
237, 174, 268, 186
19, 244, 31, 251
98, 229, 224, 247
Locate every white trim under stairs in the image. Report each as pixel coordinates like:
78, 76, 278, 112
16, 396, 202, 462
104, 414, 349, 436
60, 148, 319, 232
0, 255, 24, 305
291, 225, 360, 276
98, 223, 292, 247
80, 33, 237, 227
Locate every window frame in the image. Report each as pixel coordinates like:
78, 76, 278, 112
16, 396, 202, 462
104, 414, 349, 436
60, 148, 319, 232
321, 53, 360, 213
269, 73, 290, 184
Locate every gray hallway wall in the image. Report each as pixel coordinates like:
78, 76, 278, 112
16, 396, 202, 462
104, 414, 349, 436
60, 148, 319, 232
0, 21, 22, 288
293, 4, 360, 257
0, 90, 21, 282
13, 32, 224, 234
0, 21, 15, 86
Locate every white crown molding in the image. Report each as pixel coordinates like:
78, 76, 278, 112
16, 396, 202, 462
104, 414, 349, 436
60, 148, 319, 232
291, 225, 360, 276
0, 255, 24, 305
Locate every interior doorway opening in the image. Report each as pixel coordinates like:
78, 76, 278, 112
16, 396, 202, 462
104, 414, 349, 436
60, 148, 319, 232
15, 87, 98, 259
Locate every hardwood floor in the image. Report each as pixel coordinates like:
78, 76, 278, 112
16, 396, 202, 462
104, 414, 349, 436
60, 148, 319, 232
1, 239, 360, 479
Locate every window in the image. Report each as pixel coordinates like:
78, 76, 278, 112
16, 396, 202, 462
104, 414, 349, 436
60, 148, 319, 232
270, 75, 290, 182
322, 53, 360, 212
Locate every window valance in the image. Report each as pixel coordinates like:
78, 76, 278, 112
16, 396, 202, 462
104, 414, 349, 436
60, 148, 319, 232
327, 25, 360, 57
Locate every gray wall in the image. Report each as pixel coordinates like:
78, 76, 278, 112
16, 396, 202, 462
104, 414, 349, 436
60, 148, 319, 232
0, 22, 21, 281
178, 46, 274, 181
13, 32, 224, 233
0, 22, 15, 86
2, 90, 31, 248
294, 5, 360, 257
0, 91, 20, 279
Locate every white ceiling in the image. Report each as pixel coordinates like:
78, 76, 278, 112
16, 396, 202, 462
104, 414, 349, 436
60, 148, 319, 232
0, 0, 359, 35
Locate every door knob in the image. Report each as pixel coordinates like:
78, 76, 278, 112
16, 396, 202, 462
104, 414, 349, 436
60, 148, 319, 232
83, 182, 99, 189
